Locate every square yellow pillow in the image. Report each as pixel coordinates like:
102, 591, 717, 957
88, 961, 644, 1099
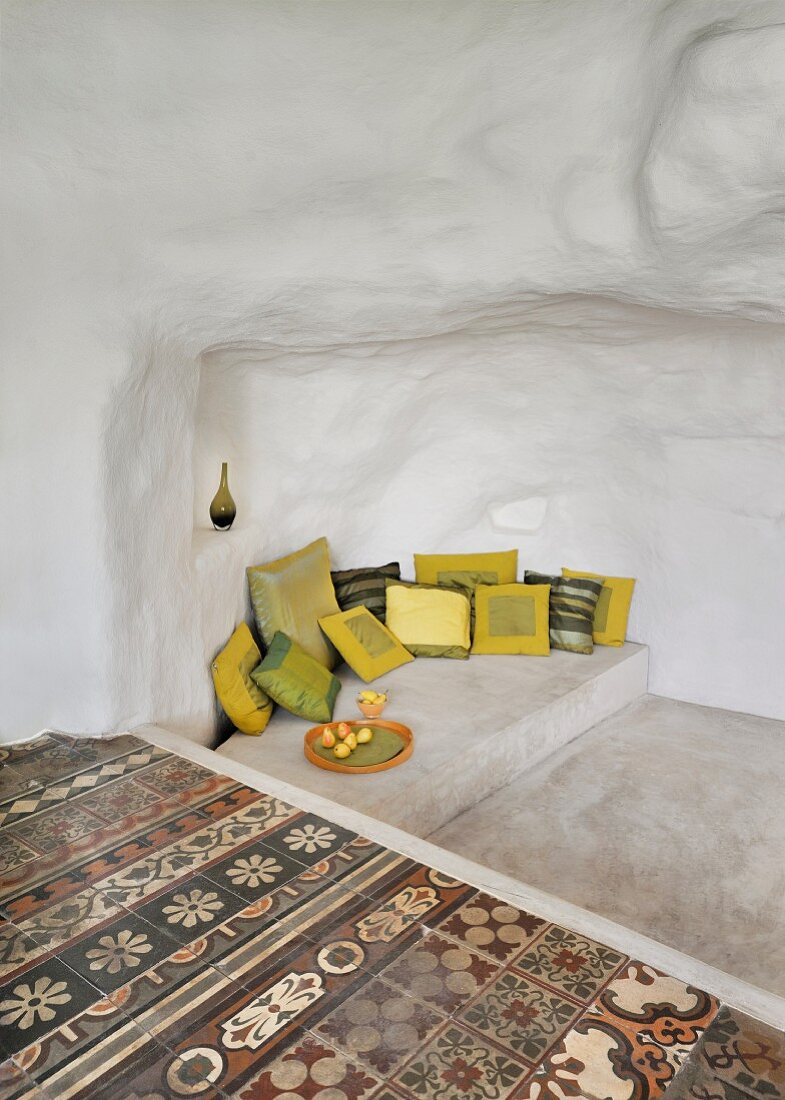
211, 623, 273, 735
562, 568, 636, 646
247, 537, 340, 669
385, 579, 471, 659
414, 550, 518, 589
318, 607, 414, 683
472, 583, 551, 656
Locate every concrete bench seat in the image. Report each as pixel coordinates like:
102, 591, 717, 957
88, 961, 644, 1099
216, 642, 648, 837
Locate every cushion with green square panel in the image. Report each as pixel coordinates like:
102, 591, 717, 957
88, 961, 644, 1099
318, 607, 413, 683
472, 583, 551, 655
251, 632, 341, 722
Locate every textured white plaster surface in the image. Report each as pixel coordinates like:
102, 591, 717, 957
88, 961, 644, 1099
1, 1, 784, 741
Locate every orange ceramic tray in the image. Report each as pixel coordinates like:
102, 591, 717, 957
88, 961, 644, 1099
303, 719, 414, 774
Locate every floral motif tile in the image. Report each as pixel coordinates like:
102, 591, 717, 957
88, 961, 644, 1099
435, 892, 549, 964
514, 925, 626, 1003
0, 734, 775, 1100
312, 975, 446, 1076
0, 956, 101, 1056
198, 837, 306, 903
57, 910, 177, 995
393, 1021, 530, 1099
378, 931, 501, 1014
134, 871, 248, 951
262, 812, 358, 867
459, 969, 583, 1064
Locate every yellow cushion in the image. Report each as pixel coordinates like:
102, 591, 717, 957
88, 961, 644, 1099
562, 568, 636, 646
472, 583, 551, 656
318, 607, 414, 683
211, 623, 273, 735
414, 550, 519, 590
247, 537, 340, 669
385, 580, 471, 659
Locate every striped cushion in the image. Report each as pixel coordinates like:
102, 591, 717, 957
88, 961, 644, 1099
524, 571, 603, 654
330, 563, 401, 624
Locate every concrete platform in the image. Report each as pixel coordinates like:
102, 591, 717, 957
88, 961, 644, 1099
216, 642, 648, 835
428, 694, 785, 999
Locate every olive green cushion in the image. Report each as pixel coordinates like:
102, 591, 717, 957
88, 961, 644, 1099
251, 632, 341, 723
210, 623, 273, 734
247, 537, 340, 669
311, 725, 405, 767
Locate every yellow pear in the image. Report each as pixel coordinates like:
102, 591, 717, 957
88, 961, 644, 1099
356, 727, 373, 744
344, 732, 358, 751
322, 729, 336, 749
333, 743, 351, 759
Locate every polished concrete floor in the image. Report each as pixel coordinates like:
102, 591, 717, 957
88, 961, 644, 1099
429, 695, 785, 998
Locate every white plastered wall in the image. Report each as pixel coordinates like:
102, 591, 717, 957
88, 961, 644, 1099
1, 0, 783, 742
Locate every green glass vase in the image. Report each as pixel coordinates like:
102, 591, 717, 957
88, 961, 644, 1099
209, 462, 236, 531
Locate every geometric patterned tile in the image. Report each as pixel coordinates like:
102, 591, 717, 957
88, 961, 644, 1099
0, 736, 60, 766
133, 756, 219, 798
15, 888, 121, 957
434, 893, 549, 964
392, 1020, 530, 1099
459, 968, 582, 1064
514, 925, 626, 1003
311, 975, 446, 1077
67, 734, 151, 766
0, 744, 170, 828
0, 1057, 43, 1099
377, 931, 501, 1014
0, 837, 40, 881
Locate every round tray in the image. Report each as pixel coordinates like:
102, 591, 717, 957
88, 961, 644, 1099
304, 719, 414, 774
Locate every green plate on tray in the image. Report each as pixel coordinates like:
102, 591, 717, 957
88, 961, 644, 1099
304, 720, 414, 774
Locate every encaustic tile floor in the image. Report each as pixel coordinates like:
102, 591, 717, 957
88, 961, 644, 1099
0, 735, 782, 1100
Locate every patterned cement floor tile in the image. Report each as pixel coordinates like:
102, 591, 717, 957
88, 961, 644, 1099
458, 968, 583, 1064
514, 925, 627, 1003
0, 734, 777, 1100
197, 838, 306, 903
135, 872, 249, 946
229, 1027, 382, 1098
376, 931, 501, 1014
0, 1057, 43, 1099
0, 737, 61, 767
57, 910, 180, 995
0, 956, 102, 1057
666, 1004, 785, 1100
261, 812, 358, 868
433, 892, 550, 965
310, 974, 446, 1077
0, 926, 42, 984
392, 1020, 531, 1099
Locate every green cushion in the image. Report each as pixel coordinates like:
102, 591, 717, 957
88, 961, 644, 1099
251, 632, 341, 722
247, 537, 340, 669
331, 563, 400, 624
524, 571, 602, 654
311, 724, 405, 768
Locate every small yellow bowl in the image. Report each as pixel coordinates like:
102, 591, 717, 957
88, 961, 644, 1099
357, 700, 386, 719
